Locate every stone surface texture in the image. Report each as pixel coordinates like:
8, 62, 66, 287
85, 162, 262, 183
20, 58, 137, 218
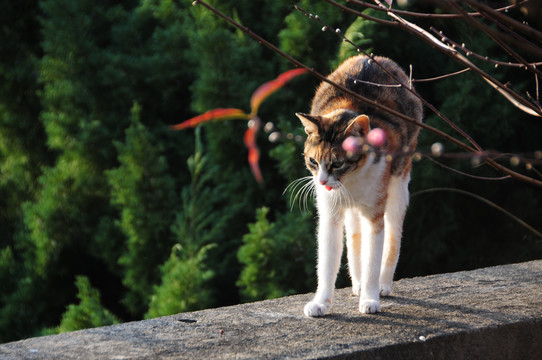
1, 260, 541, 359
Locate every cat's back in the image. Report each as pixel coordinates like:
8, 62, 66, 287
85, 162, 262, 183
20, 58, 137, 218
311, 55, 422, 129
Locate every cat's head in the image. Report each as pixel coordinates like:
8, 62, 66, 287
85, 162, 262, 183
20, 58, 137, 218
296, 110, 370, 191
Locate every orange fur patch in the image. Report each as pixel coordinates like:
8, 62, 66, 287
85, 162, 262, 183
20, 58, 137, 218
349, 233, 362, 255
384, 237, 400, 267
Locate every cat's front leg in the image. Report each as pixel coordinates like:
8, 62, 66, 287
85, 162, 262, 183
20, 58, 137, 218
359, 215, 385, 314
304, 213, 344, 317
345, 209, 362, 296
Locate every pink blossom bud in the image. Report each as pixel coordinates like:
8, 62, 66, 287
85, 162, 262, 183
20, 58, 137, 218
342, 136, 362, 152
367, 128, 386, 147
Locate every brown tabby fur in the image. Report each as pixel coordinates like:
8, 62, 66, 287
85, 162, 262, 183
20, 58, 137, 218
298, 55, 423, 180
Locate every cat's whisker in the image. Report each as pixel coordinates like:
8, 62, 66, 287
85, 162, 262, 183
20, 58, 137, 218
284, 177, 308, 205
340, 183, 355, 209
296, 180, 310, 211
300, 179, 316, 212
329, 187, 344, 218
284, 176, 309, 198
285, 176, 314, 212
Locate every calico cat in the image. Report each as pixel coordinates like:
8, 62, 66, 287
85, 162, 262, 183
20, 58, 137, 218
296, 55, 423, 316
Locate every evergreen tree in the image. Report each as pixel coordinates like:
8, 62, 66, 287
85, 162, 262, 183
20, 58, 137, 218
107, 103, 178, 316
0, 0, 49, 342
237, 207, 316, 301
54, 276, 120, 334
146, 244, 215, 318
146, 128, 230, 317
185, 0, 296, 305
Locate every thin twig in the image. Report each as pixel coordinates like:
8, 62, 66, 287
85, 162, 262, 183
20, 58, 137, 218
193, 1, 452, 146
412, 68, 471, 83
459, 0, 542, 44
323, 0, 398, 27
297, 5, 484, 152
422, 155, 511, 181
446, 0, 542, 74
411, 187, 542, 239
193, 0, 542, 187
345, 0, 526, 19
368, 0, 542, 117
433, 28, 542, 69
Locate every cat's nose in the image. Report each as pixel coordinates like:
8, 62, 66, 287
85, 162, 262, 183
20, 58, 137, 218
320, 180, 327, 185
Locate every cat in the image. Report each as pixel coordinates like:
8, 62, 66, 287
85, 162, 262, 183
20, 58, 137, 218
296, 55, 423, 316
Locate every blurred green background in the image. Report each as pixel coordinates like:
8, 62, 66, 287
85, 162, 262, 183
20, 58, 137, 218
1, 0, 540, 342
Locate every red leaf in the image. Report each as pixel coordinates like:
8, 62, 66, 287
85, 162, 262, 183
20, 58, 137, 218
250, 68, 308, 115
244, 117, 263, 183
169, 108, 249, 130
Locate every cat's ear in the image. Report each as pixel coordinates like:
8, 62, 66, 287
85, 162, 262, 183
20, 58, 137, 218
296, 113, 320, 136
345, 114, 370, 137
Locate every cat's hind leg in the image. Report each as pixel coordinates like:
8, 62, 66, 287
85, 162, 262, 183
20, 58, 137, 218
345, 209, 362, 296
380, 174, 410, 297
304, 212, 344, 317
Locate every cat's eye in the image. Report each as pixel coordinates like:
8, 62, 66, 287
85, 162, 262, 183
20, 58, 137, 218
331, 160, 345, 169
308, 157, 318, 166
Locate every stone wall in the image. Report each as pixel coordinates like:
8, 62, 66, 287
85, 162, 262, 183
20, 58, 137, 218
1, 260, 541, 359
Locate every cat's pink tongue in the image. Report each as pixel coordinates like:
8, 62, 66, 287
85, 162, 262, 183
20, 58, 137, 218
325, 185, 333, 191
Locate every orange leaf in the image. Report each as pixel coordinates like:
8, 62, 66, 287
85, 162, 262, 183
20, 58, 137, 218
244, 117, 263, 183
169, 108, 249, 130
250, 68, 308, 115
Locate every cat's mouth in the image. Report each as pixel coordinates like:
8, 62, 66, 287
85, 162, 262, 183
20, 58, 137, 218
324, 185, 334, 191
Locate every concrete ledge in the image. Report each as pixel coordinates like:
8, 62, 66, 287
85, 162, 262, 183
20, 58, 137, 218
1, 261, 541, 359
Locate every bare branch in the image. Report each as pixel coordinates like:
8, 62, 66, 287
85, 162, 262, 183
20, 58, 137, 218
296, 4, 485, 153
422, 155, 512, 181
459, 0, 542, 44
367, 0, 542, 117
412, 68, 471, 83
323, 0, 398, 27
193, 0, 542, 187
445, 0, 542, 73
432, 28, 542, 69
411, 187, 542, 239
345, 0, 525, 19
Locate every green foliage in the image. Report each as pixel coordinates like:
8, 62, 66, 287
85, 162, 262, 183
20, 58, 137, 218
237, 207, 280, 300
269, 141, 306, 183
0, 0, 541, 344
146, 243, 215, 318
279, 0, 353, 69
0, 4, 49, 327
107, 103, 178, 315
335, 10, 387, 65
0, 247, 17, 309
237, 207, 315, 302
145, 128, 230, 317
54, 276, 120, 334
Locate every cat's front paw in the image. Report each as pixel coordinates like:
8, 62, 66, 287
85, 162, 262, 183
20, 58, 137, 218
359, 299, 381, 314
304, 300, 331, 317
